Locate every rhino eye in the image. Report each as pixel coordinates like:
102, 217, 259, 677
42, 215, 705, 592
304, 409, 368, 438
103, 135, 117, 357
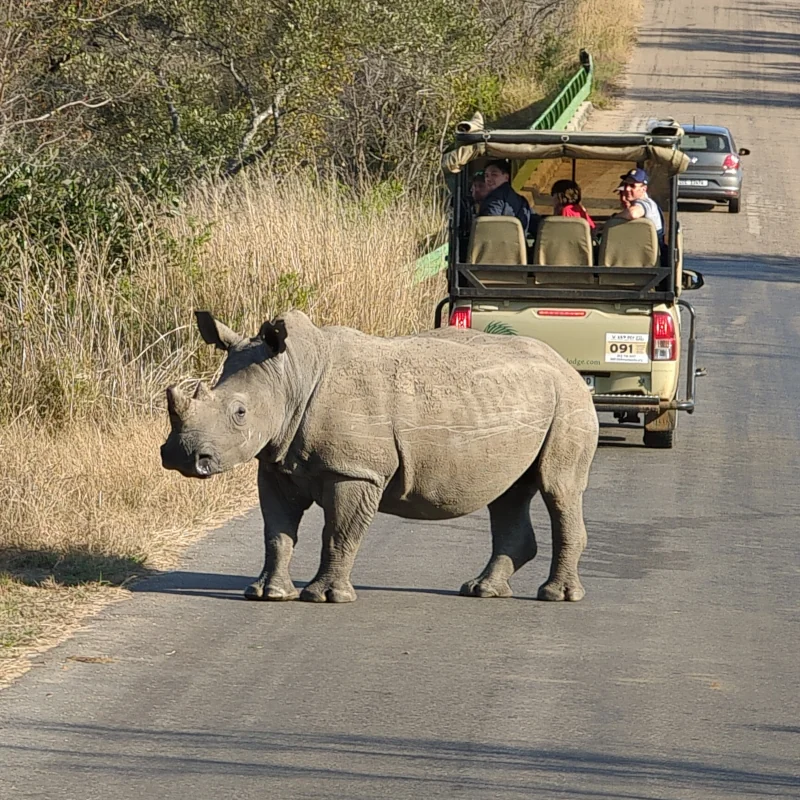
232, 405, 246, 423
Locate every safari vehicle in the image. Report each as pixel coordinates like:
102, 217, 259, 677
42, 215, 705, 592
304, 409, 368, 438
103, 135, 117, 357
434, 116, 705, 448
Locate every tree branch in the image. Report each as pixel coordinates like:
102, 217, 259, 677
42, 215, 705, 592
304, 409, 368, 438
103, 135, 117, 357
155, 69, 186, 148
7, 96, 116, 127
75, 3, 139, 24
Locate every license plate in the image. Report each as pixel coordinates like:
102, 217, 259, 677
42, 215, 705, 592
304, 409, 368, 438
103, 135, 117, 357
582, 375, 596, 393
605, 333, 650, 364
679, 179, 708, 186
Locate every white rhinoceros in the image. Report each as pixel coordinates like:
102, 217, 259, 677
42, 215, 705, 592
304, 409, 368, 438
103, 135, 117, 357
161, 310, 598, 603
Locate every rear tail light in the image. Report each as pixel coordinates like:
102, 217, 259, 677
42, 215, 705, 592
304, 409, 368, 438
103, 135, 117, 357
651, 312, 676, 361
722, 153, 741, 172
449, 307, 472, 328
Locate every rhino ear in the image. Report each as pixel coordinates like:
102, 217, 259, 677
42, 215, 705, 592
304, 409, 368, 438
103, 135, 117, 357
258, 319, 287, 355
166, 385, 191, 417
193, 381, 213, 401
195, 310, 243, 351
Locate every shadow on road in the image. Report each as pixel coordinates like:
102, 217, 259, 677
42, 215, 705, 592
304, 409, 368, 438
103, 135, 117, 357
130, 571, 527, 601
639, 26, 800, 59
3, 723, 798, 797
687, 253, 800, 284
598, 421, 643, 449
0, 549, 150, 588
628, 85, 800, 109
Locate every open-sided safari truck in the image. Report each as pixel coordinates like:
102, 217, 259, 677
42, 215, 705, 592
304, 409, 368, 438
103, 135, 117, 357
433, 115, 705, 449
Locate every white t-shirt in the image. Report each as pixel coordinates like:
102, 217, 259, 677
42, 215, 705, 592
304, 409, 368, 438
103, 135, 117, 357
633, 195, 664, 234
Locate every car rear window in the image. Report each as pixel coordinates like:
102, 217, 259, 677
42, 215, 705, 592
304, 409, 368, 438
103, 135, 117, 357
680, 133, 730, 153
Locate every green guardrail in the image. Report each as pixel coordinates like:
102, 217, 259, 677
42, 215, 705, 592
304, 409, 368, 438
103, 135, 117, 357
413, 50, 593, 283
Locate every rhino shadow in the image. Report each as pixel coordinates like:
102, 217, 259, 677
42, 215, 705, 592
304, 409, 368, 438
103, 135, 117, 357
131, 570, 473, 601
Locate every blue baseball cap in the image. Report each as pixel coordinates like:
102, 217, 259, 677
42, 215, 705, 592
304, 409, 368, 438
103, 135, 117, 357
617, 167, 649, 186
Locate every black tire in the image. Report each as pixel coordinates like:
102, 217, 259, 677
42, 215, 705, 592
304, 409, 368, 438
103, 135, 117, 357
643, 408, 677, 449
643, 428, 675, 448
729, 196, 741, 214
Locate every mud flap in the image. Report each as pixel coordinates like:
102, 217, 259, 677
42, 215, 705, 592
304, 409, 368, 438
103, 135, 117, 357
645, 408, 677, 432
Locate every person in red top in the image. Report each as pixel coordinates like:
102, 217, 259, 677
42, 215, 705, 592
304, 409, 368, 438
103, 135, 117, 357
550, 179, 595, 229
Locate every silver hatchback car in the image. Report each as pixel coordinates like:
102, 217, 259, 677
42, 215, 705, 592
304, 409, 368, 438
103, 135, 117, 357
677, 124, 750, 213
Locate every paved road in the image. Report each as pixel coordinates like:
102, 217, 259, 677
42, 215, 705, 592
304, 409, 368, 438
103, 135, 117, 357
2, 1, 799, 798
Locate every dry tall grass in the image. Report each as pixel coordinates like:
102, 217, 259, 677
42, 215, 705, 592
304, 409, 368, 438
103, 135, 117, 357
0, 171, 445, 681
572, 0, 644, 105
2, 173, 445, 425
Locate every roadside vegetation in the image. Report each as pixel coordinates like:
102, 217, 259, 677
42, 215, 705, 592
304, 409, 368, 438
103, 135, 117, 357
0, 0, 642, 683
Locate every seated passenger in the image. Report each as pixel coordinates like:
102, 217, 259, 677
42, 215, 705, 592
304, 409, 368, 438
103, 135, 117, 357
612, 168, 664, 237
479, 159, 541, 237
551, 179, 596, 229
470, 170, 490, 206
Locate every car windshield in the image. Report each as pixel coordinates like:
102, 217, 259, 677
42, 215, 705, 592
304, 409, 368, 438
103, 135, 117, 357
680, 133, 730, 153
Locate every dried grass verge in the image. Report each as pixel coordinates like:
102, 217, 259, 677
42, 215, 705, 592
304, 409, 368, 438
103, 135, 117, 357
0, 418, 259, 685
0, 169, 444, 687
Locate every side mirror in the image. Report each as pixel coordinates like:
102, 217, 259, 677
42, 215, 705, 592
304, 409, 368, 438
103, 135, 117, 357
738, 148, 750, 156
682, 269, 705, 291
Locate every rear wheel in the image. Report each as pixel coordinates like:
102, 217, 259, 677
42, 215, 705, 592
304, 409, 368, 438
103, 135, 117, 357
643, 428, 675, 448
729, 196, 741, 214
643, 409, 677, 449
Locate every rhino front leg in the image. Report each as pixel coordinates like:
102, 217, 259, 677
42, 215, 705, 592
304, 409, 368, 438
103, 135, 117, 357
300, 478, 382, 604
245, 466, 311, 601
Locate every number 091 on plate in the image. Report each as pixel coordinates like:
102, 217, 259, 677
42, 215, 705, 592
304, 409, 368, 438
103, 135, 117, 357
605, 332, 649, 364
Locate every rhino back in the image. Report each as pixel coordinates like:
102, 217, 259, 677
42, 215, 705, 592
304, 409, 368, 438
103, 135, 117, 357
293, 327, 571, 518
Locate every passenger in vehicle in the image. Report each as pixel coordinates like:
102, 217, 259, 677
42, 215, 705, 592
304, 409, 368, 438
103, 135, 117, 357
480, 159, 541, 236
612, 168, 664, 236
470, 170, 490, 205
551, 179, 596, 229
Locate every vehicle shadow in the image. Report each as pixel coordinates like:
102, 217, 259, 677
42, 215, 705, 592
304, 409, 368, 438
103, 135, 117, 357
598, 422, 643, 449
677, 200, 720, 213
687, 253, 800, 284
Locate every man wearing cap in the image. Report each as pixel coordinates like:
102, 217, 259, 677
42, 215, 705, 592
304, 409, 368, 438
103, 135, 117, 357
613, 168, 664, 236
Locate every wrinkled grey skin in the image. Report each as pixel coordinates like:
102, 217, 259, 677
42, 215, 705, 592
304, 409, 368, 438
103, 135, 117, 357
161, 310, 599, 603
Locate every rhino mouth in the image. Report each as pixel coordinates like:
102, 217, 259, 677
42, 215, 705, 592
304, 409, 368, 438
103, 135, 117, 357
160, 444, 220, 478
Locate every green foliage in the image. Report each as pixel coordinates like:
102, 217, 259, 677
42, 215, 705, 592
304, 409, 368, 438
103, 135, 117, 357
0, 0, 583, 295
271, 272, 316, 315
358, 179, 407, 216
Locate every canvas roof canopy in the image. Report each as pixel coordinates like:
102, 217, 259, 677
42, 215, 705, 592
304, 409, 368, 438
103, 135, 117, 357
442, 112, 690, 180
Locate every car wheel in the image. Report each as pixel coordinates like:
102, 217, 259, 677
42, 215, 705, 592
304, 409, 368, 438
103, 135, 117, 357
643, 428, 675, 448
643, 409, 677, 449
729, 196, 741, 214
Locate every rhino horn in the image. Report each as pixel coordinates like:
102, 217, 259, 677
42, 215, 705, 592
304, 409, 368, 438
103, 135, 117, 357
195, 310, 243, 351
166, 385, 191, 417
193, 381, 213, 401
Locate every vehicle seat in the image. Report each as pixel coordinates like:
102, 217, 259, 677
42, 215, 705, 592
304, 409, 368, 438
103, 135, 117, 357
467, 216, 527, 285
531, 216, 593, 285
598, 217, 659, 286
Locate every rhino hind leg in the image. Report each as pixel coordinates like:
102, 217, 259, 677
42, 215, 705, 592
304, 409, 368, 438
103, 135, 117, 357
535, 408, 597, 602
300, 478, 382, 604
460, 479, 538, 599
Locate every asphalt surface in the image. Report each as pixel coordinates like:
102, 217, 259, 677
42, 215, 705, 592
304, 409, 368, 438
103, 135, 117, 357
2, 1, 799, 798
